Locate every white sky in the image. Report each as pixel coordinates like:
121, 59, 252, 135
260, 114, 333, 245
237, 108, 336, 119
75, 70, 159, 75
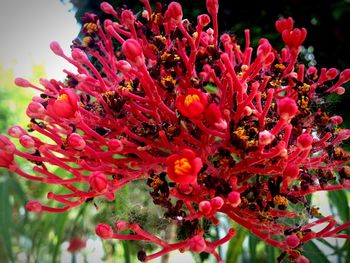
0, 0, 80, 80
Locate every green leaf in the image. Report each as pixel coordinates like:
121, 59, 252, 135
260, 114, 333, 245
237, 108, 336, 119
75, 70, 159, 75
266, 244, 276, 262
303, 241, 330, 263
327, 190, 350, 223
226, 224, 248, 263
249, 234, 258, 263
204, 83, 218, 94
0, 175, 14, 262
52, 212, 69, 263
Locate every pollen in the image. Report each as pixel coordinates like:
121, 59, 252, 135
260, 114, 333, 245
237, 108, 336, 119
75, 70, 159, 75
233, 127, 249, 141
161, 75, 176, 88
184, 94, 200, 107
83, 22, 98, 34
274, 63, 286, 71
273, 195, 288, 210
58, 94, 68, 101
82, 36, 92, 47
174, 158, 192, 176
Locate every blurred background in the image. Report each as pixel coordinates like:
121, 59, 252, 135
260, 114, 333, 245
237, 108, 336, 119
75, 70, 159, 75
0, 0, 350, 262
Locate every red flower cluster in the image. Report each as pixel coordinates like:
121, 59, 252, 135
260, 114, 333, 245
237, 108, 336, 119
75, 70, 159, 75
2, 0, 350, 262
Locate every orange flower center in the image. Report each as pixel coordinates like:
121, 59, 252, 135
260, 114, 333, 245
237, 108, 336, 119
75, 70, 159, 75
174, 158, 192, 176
58, 94, 69, 101
184, 94, 200, 107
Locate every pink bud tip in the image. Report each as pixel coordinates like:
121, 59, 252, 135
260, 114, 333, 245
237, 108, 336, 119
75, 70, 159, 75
115, 220, 128, 231
95, 223, 114, 239
259, 130, 275, 145
297, 133, 313, 150
100, 2, 116, 15
189, 235, 207, 252
283, 163, 299, 179
296, 255, 309, 263
339, 69, 350, 84
122, 39, 144, 67
326, 68, 339, 80
330, 115, 343, 125
14, 77, 31, 88
50, 41, 64, 56
211, 196, 224, 209
121, 10, 135, 27
278, 97, 298, 120
206, 0, 219, 15
197, 14, 210, 27
178, 183, 193, 194
68, 133, 86, 150
89, 171, 108, 193
108, 139, 124, 152
116, 60, 132, 72
26, 200, 42, 213
166, 2, 183, 24
335, 86, 346, 95
228, 191, 241, 207
8, 125, 26, 138
26, 102, 46, 119
71, 48, 89, 64
19, 135, 35, 148
275, 17, 294, 34
286, 234, 300, 248
199, 200, 212, 215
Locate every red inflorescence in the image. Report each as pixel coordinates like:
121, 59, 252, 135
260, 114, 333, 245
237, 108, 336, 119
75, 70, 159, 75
2, 1, 350, 262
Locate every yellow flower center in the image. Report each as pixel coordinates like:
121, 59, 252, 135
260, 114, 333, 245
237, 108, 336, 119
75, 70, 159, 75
174, 158, 192, 176
184, 94, 200, 107
58, 94, 68, 101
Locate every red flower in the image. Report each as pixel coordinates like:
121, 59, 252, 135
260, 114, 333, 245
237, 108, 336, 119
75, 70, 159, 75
0, 135, 16, 168
282, 28, 307, 50
176, 88, 208, 119
166, 149, 202, 184
275, 17, 294, 34
47, 88, 79, 119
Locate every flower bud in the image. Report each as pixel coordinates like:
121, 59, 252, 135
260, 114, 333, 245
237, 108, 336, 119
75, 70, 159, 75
166, 2, 183, 24
50, 41, 64, 56
100, 2, 116, 15
335, 86, 345, 95
206, 0, 219, 16
68, 133, 86, 150
72, 48, 89, 64
199, 200, 212, 215
14, 77, 32, 88
283, 163, 299, 179
26, 200, 42, 213
89, 172, 108, 193
8, 125, 26, 138
277, 97, 298, 120
326, 68, 339, 80
122, 39, 145, 67
121, 10, 135, 27
211, 196, 224, 209
197, 14, 210, 27
108, 139, 123, 152
95, 223, 114, 239
115, 220, 128, 231
116, 60, 132, 72
19, 135, 35, 148
228, 191, 241, 207
189, 235, 206, 252
259, 130, 275, 145
330, 115, 343, 125
26, 101, 46, 119
0, 135, 16, 168
286, 234, 300, 248
178, 183, 193, 195
339, 69, 350, 84
275, 17, 294, 33
297, 134, 313, 150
